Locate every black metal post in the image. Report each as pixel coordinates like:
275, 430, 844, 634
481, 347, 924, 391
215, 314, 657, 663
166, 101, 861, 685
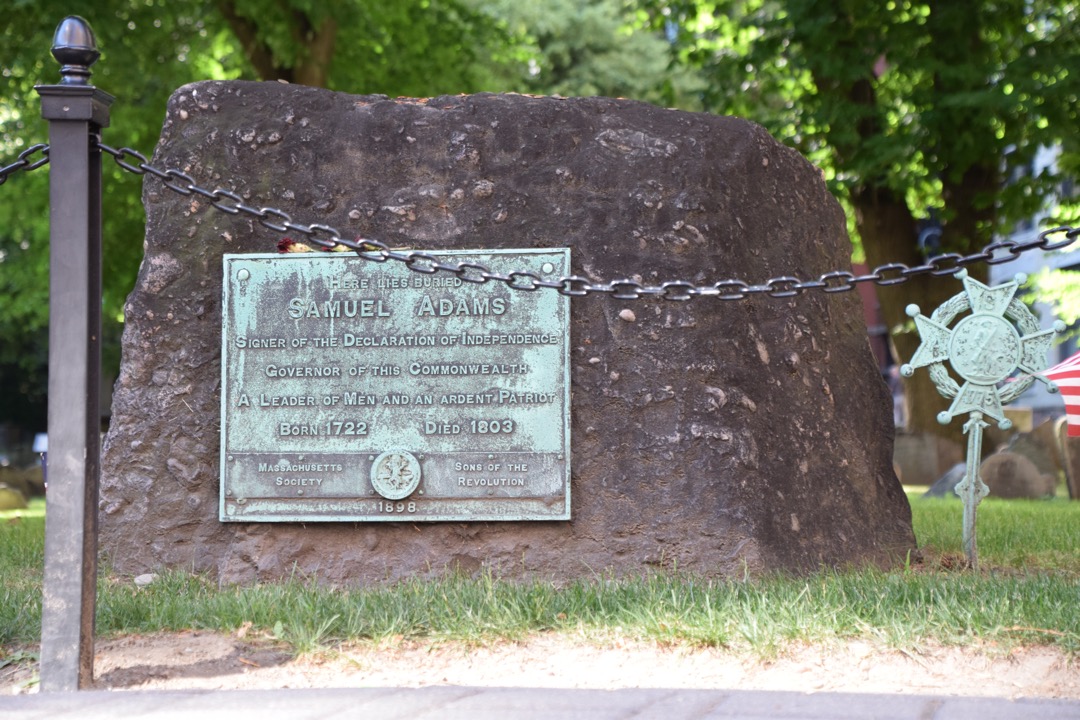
34, 16, 114, 692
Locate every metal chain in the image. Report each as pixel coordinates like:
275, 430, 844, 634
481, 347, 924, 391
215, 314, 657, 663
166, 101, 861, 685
0, 144, 50, 187
97, 141, 1080, 300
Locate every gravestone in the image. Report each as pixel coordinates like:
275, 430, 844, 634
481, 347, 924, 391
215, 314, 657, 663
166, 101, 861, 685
1006, 425, 1060, 481
99, 81, 915, 584
894, 432, 963, 488
1029, 418, 1061, 468
0, 467, 40, 499
0, 484, 27, 510
923, 462, 966, 498
980, 452, 1056, 499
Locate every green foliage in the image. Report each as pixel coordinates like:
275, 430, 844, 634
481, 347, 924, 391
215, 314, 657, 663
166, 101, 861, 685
1028, 268, 1080, 341
0, 0, 681, 432
5, 1, 1075, 437
216, 0, 521, 93
654, 0, 1080, 243
473, 0, 704, 106
1, 0, 247, 430
644, 0, 1079, 436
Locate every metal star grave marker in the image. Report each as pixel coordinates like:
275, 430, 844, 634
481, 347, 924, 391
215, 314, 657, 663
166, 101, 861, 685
900, 269, 1064, 569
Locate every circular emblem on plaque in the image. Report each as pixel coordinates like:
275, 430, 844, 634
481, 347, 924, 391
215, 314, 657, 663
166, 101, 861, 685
370, 451, 421, 500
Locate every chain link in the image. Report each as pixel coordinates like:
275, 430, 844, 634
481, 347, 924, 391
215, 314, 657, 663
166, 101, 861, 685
0, 144, 50, 187
96, 141, 1080, 300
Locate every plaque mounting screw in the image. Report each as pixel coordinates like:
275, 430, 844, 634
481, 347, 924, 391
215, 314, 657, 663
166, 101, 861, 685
488, 454, 495, 460
297, 490, 303, 495
237, 268, 250, 281
542, 262, 554, 274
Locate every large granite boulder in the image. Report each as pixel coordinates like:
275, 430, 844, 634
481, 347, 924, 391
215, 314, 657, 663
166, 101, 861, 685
100, 81, 914, 584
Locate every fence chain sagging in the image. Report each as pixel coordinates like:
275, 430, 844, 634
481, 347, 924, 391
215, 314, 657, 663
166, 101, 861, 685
78, 142, 1080, 300
0, 144, 50, 186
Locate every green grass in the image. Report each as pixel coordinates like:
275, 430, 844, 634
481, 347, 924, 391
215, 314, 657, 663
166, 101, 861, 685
83, 565, 1079, 656
908, 489, 1080, 573
0, 499, 45, 648
2, 493, 1079, 661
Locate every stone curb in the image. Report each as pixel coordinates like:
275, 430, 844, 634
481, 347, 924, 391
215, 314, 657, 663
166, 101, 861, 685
4, 687, 1077, 719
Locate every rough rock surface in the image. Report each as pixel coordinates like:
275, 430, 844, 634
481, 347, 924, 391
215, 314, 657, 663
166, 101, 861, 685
100, 81, 913, 584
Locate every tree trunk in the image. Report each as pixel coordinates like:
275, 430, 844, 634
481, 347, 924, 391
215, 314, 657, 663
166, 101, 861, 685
216, 1, 282, 81
852, 185, 981, 453
215, 1, 336, 88
792, 0, 1011, 462
293, 17, 337, 88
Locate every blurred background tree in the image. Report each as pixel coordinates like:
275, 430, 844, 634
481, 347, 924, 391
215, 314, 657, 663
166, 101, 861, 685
1, 0, 247, 436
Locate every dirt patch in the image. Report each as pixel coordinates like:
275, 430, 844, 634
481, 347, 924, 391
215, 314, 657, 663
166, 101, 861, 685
3, 632, 1077, 699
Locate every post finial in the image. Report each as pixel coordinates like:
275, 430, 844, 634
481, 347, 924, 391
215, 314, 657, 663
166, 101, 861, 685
51, 16, 99, 85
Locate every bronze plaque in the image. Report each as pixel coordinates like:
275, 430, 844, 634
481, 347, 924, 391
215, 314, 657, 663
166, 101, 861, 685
219, 250, 571, 522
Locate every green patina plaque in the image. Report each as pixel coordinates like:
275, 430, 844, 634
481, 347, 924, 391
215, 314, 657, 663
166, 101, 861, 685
219, 250, 571, 522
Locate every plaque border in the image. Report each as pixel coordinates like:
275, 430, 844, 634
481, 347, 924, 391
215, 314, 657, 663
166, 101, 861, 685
218, 248, 571, 523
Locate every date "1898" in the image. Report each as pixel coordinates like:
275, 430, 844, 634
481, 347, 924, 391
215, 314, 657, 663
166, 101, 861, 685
377, 501, 416, 513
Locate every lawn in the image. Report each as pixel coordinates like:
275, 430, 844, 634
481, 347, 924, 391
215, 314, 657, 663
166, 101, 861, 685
1, 492, 1078, 657
908, 488, 1080, 573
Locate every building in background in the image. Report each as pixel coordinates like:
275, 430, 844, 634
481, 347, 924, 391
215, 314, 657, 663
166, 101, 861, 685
990, 145, 1078, 425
